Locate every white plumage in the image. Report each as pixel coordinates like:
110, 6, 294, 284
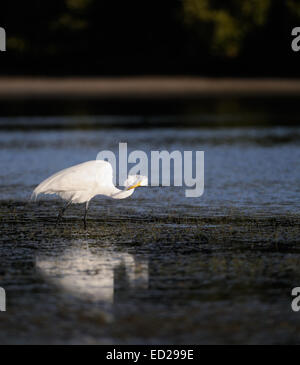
32, 160, 147, 229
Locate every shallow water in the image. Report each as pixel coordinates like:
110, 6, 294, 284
1, 105, 300, 344
1, 124, 300, 213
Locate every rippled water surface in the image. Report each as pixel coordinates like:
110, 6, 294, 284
1, 102, 300, 344
1, 123, 300, 212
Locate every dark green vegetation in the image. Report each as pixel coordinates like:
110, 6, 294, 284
1, 200, 300, 344
1, 0, 300, 76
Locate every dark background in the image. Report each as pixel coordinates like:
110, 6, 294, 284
1, 0, 299, 77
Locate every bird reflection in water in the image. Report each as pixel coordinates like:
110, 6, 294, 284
36, 242, 148, 304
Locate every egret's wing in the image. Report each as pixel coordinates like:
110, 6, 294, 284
32, 160, 113, 199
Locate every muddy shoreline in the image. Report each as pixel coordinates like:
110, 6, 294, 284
1, 77, 300, 100
1, 200, 300, 344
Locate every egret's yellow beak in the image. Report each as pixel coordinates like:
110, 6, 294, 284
127, 181, 141, 190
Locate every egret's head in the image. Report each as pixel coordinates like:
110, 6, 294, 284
125, 175, 148, 190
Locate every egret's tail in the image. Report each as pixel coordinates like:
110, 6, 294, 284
31, 181, 53, 201
31, 188, 40, 201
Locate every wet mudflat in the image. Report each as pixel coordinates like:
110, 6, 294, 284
1, 100, 300, 344
1, 200, 300, 344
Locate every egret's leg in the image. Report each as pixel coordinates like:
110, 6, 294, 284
56, 201, 72, 226
83, 201, 89, 230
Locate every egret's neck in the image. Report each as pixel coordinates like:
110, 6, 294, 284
110, 187, 135, 200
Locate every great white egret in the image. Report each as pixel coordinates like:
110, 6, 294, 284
32, 160, 147, 229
